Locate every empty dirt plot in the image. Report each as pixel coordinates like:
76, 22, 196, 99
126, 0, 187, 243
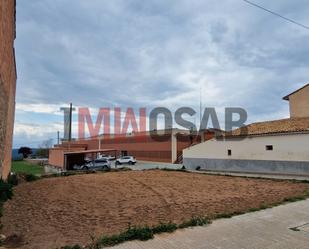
1, 170, 309, 249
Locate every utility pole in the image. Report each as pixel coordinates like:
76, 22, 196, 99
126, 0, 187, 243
199, 85, 202, 127
68, 103, 73, 150
57, 131, 60, 145
69, 103, 72, 142
200, 86, 205, 142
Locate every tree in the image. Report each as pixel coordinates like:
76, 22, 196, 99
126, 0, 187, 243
18, 147, 32, 158
36, 139, 53, 159
40, 139, 53, 149
35, 148, 49, 158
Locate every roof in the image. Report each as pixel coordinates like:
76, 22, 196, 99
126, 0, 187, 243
226, 117, 309, 137
64, 149, 117, 155
86, 128, 219, 140
283, 84, 309, 101
54, 143, 88, 148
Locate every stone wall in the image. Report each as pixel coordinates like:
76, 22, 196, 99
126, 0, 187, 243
0, 0, 17, 179
183, 158, 309, 176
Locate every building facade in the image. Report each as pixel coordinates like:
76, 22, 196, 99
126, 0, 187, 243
77, 129, 197, 163
0, 0, 17, 179
49, 129, 215, 169
283, 84, 309, 118
183, 84, 309, 176
184, 120, 309, 175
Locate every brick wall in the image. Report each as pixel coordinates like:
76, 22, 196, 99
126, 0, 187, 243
86, 136, 174, 162
0, 0, 17, 179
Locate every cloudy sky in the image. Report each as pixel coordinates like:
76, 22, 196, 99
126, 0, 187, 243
14, 0, 309, 148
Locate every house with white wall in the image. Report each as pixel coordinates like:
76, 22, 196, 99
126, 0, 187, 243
183, 84, 309, 175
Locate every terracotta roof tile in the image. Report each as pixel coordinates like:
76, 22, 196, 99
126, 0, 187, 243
226, 117, 309, 137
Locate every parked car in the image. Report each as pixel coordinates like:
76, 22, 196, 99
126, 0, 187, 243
77, 158, 111, 170
97, 154, 116, 161
115, 156, 137, 165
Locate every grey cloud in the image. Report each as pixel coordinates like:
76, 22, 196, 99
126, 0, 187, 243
14, 0, 309, 146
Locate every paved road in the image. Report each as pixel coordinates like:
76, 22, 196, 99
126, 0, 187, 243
113, 199, 309, 249
118, 161, 309, 181
122, 161, 182, 171
190, 170, 309, 181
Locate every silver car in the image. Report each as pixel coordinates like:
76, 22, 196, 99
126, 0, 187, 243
115, 156, 137, 165
80, 158, 111, 170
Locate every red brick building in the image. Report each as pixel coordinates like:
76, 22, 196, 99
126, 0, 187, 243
49, 129, 216, 169
0, 0, 17, 179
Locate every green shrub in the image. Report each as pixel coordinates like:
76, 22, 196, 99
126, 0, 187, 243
152, 222, 177, 234
0, 179, 14, 219
0, 179, 13, 202
161, 168, 187, 173
60, 245, 83, 249
62, 218, 211, 248
36, 148, 49, 158
179, 216, 210, 228
24, 174, 40, 182
7, 173, 18, 186
95, 225, 153, 247
283, 196, 307, 202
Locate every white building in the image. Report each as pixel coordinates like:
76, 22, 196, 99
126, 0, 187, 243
183, 84, 309, 175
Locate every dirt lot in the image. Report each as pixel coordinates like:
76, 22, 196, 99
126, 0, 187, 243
1, 170, 309, 249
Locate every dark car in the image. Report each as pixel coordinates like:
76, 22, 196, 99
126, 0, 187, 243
75, 158, 111, 170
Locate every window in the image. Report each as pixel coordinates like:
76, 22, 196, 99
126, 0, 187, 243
228, 149, 232, 156
266, 145, 273, 151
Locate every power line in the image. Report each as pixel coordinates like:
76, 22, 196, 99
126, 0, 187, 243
243, 0, 309, 30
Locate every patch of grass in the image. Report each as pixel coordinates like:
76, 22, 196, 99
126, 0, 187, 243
59, 188, 309, 249
214, 192, 309, 219
213, 210, 246, 219
259, 203, 271, 210
248, 203, 272, 212
62, 217, 210, 249
43, 167, 132, 181
283, 195, 307, 202
248, 207, 260, 212
178, 216, 210, 229
60, 245, 83, 249
24, 174, 40, 182
59, 172, 309, 249
290, 179, 309, 184
6, 167, 132, 185
11, 161, 44, 176
44, 171, 96, 179
161, 168, 188, 173
152, 222, 177, 234
93, 225, 153, 248
214, 212, 234, 219
112, 167, 132, 172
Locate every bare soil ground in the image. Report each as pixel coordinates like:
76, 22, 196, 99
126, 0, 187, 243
1, 170, 309, 249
